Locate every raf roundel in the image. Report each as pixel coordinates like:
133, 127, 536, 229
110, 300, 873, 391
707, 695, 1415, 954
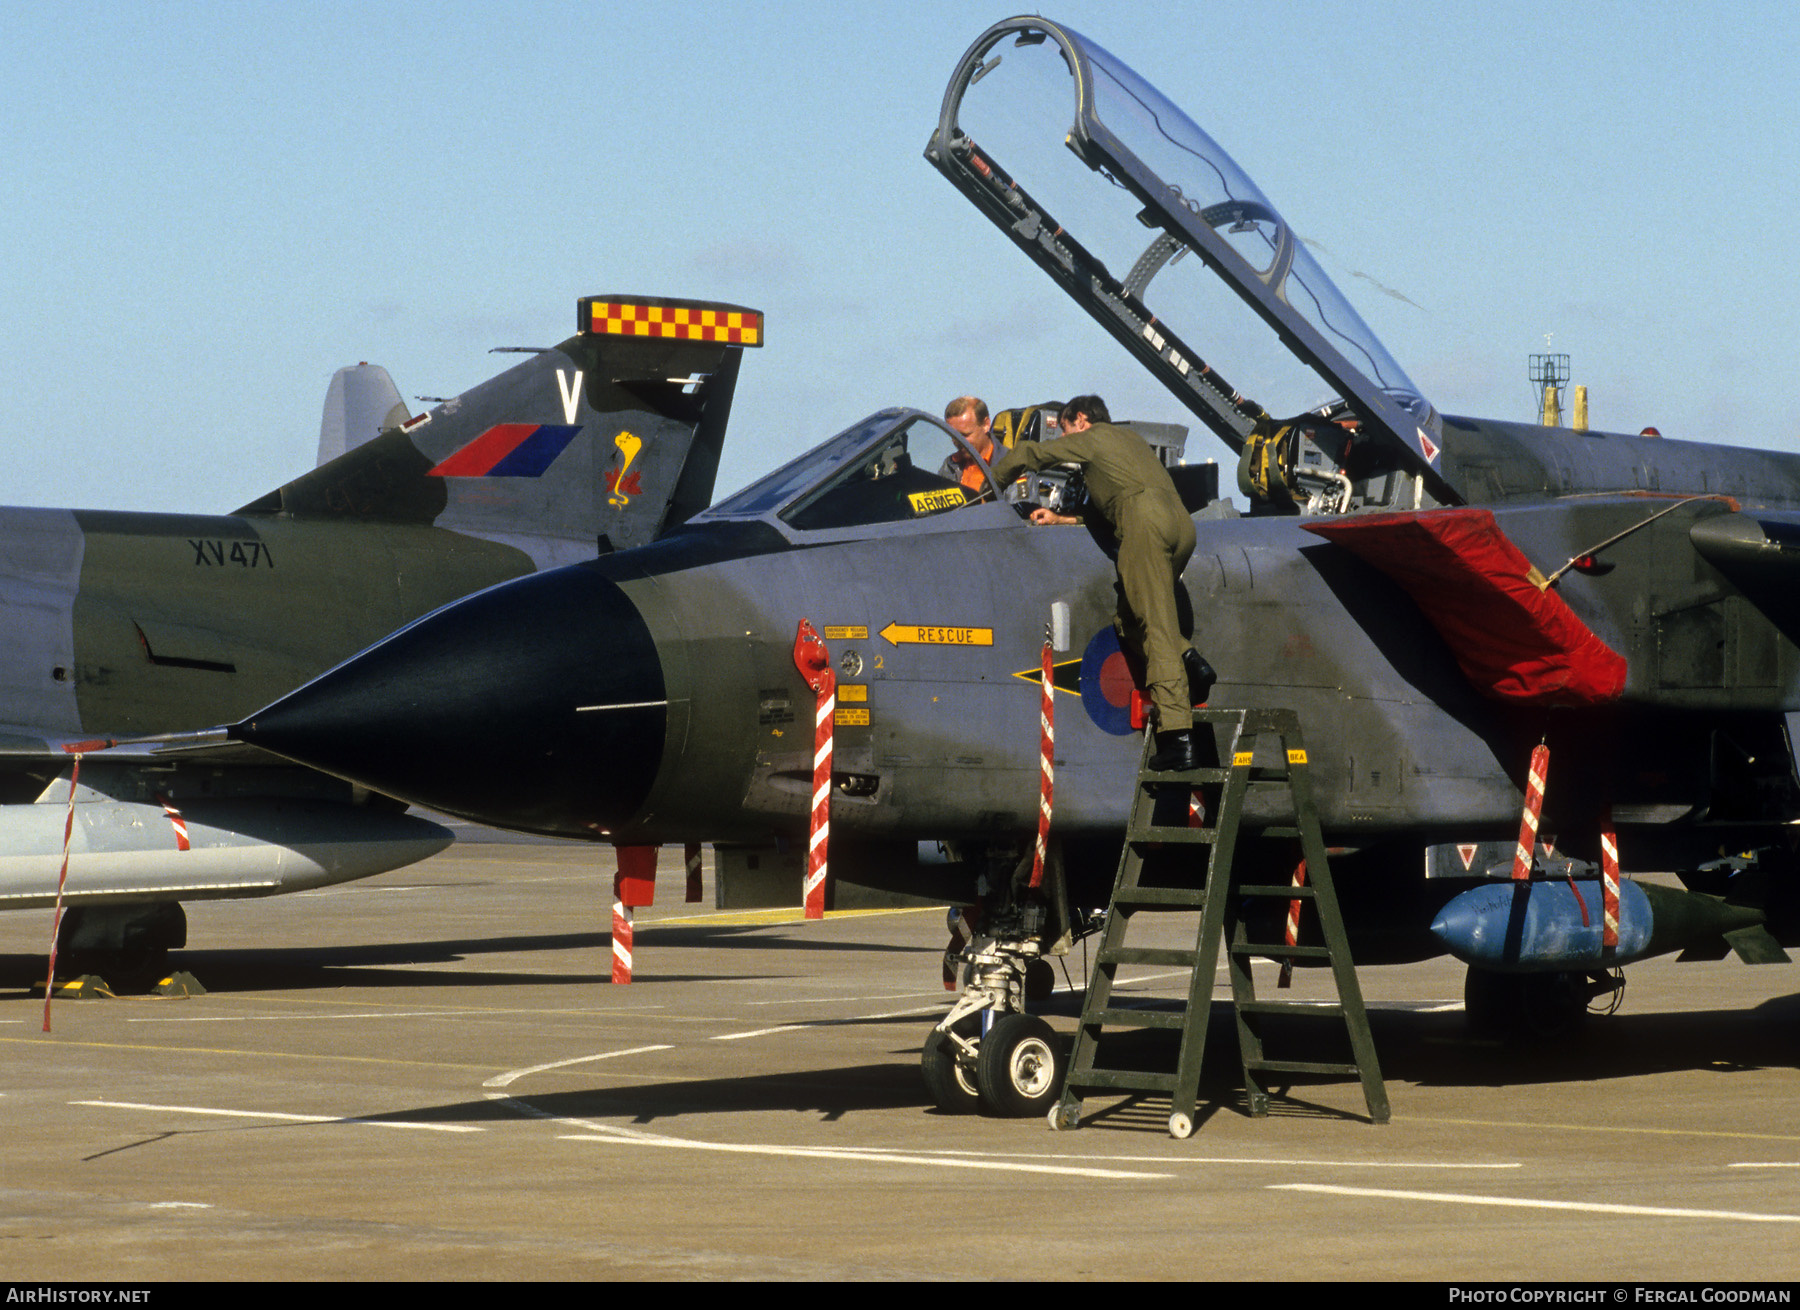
1078, 627, 1138, 737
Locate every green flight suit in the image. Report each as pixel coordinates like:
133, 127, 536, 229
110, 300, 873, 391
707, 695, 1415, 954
990, 424, 1197, 731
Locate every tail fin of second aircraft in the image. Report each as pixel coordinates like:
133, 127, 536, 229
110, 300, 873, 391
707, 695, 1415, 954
315, 363, 410, 467
241, 296, 763, 565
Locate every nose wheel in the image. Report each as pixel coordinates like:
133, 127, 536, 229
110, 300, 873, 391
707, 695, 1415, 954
975, 1014, 1066, 1118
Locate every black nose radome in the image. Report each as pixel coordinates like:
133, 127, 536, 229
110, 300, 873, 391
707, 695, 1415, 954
235, 565, 664, 837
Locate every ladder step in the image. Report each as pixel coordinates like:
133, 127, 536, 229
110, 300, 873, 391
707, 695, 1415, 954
1228, 943, 1333, 960
1125, 827, 1218, 846
1065, 1069, 1178, 1094
1096, 946, 1198, 968
1138, 768, 1234, 784
1082, 1007, 1190, 1030
1112, 887, 1207, 908
1237, 883, 1316, 899
1246, 1059, 1363, 1077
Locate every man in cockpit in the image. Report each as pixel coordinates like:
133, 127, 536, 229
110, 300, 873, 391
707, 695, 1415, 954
939, 396, 1000, 493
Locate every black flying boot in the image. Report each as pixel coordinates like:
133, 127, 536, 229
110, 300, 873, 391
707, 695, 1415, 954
1147, 729, 1200, 772
1184, 648, 1217, 706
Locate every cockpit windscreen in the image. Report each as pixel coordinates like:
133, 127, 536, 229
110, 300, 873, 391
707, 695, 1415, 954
700, 410, 994, 533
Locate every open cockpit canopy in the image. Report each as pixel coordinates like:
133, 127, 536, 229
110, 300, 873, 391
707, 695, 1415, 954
926, 17, 1454, 505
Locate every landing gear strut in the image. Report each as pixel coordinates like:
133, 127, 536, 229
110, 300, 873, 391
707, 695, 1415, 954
922, 923, 1051, 1116
921, 841, 1100, 1117
920, 1013, 982, 1113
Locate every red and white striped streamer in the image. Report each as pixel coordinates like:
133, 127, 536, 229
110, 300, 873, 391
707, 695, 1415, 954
42, 753, 83, 1032
611, 901, 633, 984
1278, 859, 1308, 990
685, 842, 703, 904
1030, 631, 1054, 889
1600, 807, 1621, 950
1511, 743, 1550, 881
805, 681, 834, 919
156, 793, 191, 852
792, 619, 835, 921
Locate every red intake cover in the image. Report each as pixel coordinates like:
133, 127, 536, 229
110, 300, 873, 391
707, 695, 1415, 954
1304, 508, 1626, 706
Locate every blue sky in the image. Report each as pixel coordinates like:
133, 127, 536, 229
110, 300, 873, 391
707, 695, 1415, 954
4, 1, 1795, 513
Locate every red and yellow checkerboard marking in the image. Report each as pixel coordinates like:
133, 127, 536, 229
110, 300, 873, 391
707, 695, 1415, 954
588, 302, 762, 346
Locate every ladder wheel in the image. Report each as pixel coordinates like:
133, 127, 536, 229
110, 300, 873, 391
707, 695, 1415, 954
1048, 1100, 1082, 1132
920, 1015, 983, 1114
976, 1014, 1066, 1118
1168, 1111, 1194, 1140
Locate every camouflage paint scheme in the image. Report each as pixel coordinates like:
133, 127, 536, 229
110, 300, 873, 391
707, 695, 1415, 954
0, 297, 758, 975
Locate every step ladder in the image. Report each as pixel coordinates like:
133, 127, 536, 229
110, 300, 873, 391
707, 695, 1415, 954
1051, 707, 1389, 1138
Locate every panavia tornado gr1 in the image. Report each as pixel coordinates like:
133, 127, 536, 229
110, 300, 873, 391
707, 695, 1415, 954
2, 296, 760, 985
225, 18, 1798, 1115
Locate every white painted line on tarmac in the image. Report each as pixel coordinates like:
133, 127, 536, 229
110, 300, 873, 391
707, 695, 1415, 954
560, 1132, 1171, 1180
879, 1148, 1520, 1169
851, 1003, 958, 1021
1729, 1161, 1800, 1168
483, 1045, 673, 1089
72, 1099, 482, 1133
486, 1091, 1168, 1180
748, 992, 947, 1006
1272, 1183, 1800, 1223
1112, 969, 1201, 987
712, 1024, 806, 1041
713, 1001, 951, 1041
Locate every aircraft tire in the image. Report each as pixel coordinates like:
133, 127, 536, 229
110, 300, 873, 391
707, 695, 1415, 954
975, 1013, 1066, 1118
60, 946, 169, 996
920, 1016, 982, 1113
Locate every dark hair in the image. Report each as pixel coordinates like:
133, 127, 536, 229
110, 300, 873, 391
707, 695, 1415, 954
1059, 394, 1110, 426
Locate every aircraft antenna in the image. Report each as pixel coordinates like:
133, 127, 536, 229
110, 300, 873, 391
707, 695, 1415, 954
1529, 350, 1569, 427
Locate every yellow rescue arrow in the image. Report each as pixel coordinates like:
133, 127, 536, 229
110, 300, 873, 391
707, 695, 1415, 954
879, 624, 994, 647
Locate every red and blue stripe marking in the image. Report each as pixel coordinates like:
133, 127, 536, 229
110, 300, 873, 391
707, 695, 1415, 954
428, 424, 582, 477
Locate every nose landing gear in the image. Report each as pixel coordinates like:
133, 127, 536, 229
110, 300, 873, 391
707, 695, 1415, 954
922, 908, 1080, 1117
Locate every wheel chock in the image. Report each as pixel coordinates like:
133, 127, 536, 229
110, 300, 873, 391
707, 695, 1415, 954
38, 974, 114, 1000
152, 971, 206, 997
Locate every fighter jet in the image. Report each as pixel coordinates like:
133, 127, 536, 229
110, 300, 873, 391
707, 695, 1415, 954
223, 18, 1799, 1115
0, 295, 761, 985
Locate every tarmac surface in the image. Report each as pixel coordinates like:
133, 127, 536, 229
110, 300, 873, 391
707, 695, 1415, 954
3, 838, 1798, 1282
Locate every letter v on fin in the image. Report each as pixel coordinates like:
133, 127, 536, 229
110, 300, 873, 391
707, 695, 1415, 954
556, 370, 584, 425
